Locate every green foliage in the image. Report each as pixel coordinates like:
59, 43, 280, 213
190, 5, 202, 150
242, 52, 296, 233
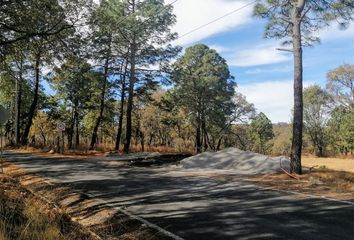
303, 85, 332, 156
50, 56, 97, 111
0, 0, 89, 53
254, 1, 353, 173
254, 0, 354, 46
169, 44, 236, 152
88, 0, 180, 151
250, 112, 274, 154
48, 56, 103, 148
0, 0, 353, 157
0, 50, 44, 139
171, 44, 235, 122
0, 73, 14, 105
0, 49, 31, 105
328, 107, 354, 155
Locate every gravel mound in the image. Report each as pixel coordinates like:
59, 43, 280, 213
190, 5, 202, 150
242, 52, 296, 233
181, 148, 290, 174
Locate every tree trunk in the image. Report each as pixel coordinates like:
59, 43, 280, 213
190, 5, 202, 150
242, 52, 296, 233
196, 112, 202, 153
123, 0, 137, 154
90, 57, 109, 150
216, 137, 223, 151
68, 112, 74, 150
149, 134, 153, 146
15, 62, 23, 145
290, 0, 305, 174
124, 42, 137, 153
317, 146, 323, 157
115, 62, 128, 151
202, 116, 208, 151
41, 132, 46, 146
74, 104, 79, 148
67, 131, 73, 149
22, 52, 41, 145
140, 130, 144, 152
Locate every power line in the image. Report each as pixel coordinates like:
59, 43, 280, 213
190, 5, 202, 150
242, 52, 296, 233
116, 0, 178, 26
132, 0, 179, 44
115, 5, 137, 26
177, 0, 257, 40
148, 0, 178, 20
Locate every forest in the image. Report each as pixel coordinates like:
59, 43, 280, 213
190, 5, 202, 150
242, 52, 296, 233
2, 1, 354, 240
0, 0, 353, 158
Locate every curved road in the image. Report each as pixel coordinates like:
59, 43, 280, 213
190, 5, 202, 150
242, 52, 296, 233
4, 151, 354, 240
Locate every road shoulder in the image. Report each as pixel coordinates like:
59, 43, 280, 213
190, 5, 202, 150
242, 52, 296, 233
1, 161, 179, 240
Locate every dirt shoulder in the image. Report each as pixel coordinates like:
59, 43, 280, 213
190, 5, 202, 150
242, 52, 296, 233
244, 169, 354, 202
1, 162, 174, 240
7, 146, 105, 159
0, 172, 97, 240
156, 167, 354, 203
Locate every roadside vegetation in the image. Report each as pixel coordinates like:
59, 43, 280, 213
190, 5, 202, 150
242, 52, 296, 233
0, 1, 353, 169
0, 1, 353, 239
0, 173, 94, 240
246, 168, 354, 202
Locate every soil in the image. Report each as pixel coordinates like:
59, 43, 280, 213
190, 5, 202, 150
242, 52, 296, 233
244, 169, 354, 202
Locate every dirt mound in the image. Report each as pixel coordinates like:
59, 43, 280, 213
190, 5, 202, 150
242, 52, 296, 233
181, 148, 290, 174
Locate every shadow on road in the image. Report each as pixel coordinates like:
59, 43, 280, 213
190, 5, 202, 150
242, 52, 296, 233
4, 151, 354, 240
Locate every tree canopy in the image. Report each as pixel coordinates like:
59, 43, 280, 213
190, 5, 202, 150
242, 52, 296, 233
169, 44, 236, 152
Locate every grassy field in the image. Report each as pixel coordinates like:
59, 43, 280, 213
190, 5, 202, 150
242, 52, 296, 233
303, 156, 354, 173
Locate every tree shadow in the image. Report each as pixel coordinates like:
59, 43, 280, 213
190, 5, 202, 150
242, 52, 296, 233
4, 151, 354, 240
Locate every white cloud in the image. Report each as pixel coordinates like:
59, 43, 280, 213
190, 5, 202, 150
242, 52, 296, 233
167, 0, 254, 46
228, 42, 292, 67
238, 80, 313, 123
319, 21, 354, 42
178, 41, 292, 67
244, 65, 293, 74
208, 44, 230, 54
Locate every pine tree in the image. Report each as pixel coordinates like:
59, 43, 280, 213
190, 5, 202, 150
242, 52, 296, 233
254, 0, 354, 173
170, 44, 235, 153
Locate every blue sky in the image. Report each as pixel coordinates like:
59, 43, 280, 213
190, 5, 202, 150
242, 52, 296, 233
167, 0, 354, 123
43, 0, 354, 123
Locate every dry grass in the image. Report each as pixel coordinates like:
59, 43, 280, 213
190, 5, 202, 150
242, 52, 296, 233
302, 156, 354, 173
95, 143, 193, 154
0, 174, 95, 240
246, 169, 354, 201
8, 145, 194, 161
1, 163, 172, 240
10, 146, 104, 159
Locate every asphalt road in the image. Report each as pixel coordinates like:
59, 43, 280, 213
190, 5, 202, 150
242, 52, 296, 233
4, 151, 354, 240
